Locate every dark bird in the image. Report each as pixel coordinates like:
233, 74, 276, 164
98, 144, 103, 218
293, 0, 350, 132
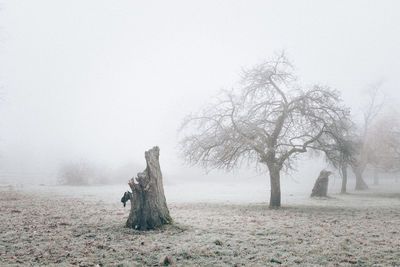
121, 191, 132, 207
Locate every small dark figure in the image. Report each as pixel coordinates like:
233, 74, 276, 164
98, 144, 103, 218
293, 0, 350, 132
121, 191, 132, 207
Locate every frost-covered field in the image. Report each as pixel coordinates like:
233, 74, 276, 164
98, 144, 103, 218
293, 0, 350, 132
1, 181, 399, 266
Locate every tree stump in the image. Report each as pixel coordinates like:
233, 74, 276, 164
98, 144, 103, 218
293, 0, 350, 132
311, 170, 332, 197
126, 146, 172, 230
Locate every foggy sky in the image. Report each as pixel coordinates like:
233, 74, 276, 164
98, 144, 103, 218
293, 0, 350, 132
0, 1, 399, 183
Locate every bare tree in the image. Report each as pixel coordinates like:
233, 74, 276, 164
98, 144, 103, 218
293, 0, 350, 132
351, 82, 385, 190
368, 112, 400, 184
58, 161, 93, 185
316, 120, 357, 194
180, 53, 349, 208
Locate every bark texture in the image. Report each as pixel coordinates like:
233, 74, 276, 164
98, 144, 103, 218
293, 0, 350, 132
269, 167, 281, 208
340, 165, 348, 194
126, 146, 172, 230
311, 170, 332, 197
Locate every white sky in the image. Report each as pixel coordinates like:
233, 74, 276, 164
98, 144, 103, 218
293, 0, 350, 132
0, 1, 399, 183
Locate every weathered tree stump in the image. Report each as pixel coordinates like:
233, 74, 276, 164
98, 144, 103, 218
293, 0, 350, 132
125, 146, 172, 230
311, 170, 332, 197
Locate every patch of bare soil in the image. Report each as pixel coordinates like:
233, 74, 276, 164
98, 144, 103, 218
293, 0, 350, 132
0, 188, 399, 266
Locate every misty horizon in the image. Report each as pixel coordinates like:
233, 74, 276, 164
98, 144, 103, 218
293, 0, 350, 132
1, 1, 400, 186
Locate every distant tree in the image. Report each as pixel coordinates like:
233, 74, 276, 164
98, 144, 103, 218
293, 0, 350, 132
316, 120, 357, 194
58, 161, 93, 185
179, 53, 349, 208
351, 83, 385, 190
368, 112, 400, 184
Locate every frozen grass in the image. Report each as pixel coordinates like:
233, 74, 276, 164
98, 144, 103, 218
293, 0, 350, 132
0, 182, 399, 266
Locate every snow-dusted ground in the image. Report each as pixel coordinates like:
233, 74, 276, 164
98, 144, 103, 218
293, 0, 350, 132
1, 180, 399, 266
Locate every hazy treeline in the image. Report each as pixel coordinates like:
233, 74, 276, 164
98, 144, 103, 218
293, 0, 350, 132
57, 161, 142, 186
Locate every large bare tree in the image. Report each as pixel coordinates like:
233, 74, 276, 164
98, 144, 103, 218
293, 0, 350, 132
180, 53, 349, 208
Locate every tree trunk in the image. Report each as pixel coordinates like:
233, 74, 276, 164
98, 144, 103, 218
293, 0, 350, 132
311, 170, 332, 197
340, 165, 348, 194
268, 167, 281, 208
373, 168, 379, 185
354, 168, 368, 190
126, 146, 172, 230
